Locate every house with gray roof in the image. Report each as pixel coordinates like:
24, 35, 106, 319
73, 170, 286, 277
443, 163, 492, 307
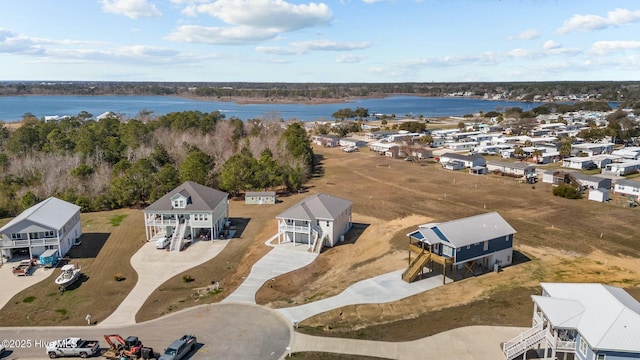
0, 197, 82, 261
276, 193, 352, 252
570, 172, 612, 190
486, 161, 536, 176
439, 152, 486, 169
503, 282, 640, 360
614, 178, 640, 199
404, 212, 515, 283
144, 181, 229, 251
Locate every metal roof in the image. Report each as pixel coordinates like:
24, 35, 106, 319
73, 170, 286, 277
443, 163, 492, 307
276, 193, 352, 221
245, 191, 276, 197
0, 197, 80, 233
486, 160, 534, 170
440, 152, 485, 162
410, 212, 516, 248
144, 181, 228, 212
538, 283, 640, 352
615, 179, 640, 188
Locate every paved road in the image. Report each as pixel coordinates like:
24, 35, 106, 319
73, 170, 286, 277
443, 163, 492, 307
291, 325, 527, 360
0, 303, 291, 360
99, 239, 229, 327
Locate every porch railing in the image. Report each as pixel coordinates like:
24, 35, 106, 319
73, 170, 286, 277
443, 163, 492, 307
556, 340, 576, 351
279, 224, 310, 233
1, 238, 59, 248
146, 219, 178, 226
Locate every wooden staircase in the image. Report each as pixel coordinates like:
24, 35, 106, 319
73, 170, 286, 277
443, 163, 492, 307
402, 251, 431, 283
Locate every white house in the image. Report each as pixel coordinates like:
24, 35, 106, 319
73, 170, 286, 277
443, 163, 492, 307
445, 141, 478, 151
571, 142, 614, 156
611, 147, 640, 160
276, 193, 352, 252
602, 160, 640, 176
0, 197, 82, 260
339, 138, 366, 148
614, 179, 640, 199
439, 153, 486, 169
144, 181, 229, 251
503, 282, 640, 360
590, 154, 617, 169
486, 161, 536, 176
562, 157, 594, 170
570, 173, 612, 190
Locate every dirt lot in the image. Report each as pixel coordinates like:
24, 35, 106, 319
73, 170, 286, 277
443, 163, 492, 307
2, 144, 640, 340
254, 146, 640, 337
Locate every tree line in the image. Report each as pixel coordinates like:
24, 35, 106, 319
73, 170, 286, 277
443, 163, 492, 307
3, 81, 640, 103
0, 112, 313, 217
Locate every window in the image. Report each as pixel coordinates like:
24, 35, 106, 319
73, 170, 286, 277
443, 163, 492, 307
596, 354, 605, 360
579, 338, 588, 356
326, 221, 330, 227
44, 230, 55, 238
11, 233, 22, 240
29, 232, 39, 239
483, 241, 489, 251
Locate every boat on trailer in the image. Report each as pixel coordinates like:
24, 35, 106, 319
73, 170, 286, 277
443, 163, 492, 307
55, 264, 81, 289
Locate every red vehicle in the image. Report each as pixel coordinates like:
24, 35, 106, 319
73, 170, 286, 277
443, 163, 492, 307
103, 335, 143, 359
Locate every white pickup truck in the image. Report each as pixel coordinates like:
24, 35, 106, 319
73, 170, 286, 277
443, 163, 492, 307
46, 337, 100, 359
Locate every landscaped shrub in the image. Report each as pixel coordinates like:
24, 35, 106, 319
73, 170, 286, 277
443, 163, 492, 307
553, 184, 582, 199
113, 273, 126, 281
182, 274, 194, 283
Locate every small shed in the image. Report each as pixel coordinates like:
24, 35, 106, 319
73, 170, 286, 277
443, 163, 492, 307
245, 191, 277, 205
39, 249, 59, 268
588, 188, 610, 202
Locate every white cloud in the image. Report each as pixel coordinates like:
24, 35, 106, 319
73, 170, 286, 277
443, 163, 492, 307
517, 29, 540, 40
336, 54, 364, 63
255, 46, 300, 55
100, 0, 162, 19
362, 0, 383, 3
256, 40, 370, 55
167, 25, 279, 45
193, 0, 332, 31
543, 40, 561, 50
290, 40, 370, 51
0, 29, 44, 55
591, 40, 640, 55
557, 8, 640, 34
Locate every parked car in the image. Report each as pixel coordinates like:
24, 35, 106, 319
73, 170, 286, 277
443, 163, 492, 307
155, 237, 170, 249
46, 337, 100, 359
159, 335, 197, 360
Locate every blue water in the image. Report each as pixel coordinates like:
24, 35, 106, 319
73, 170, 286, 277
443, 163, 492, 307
0, 95, 547, 122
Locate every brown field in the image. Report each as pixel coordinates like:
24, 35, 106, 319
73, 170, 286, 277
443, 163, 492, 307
2, 144, 640, 343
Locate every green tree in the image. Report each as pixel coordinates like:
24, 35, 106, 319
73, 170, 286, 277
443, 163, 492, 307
560, 141, 572, 158
279, 122, 314, 173
21, 191, 39, 209
220, 147, 259, 196
70, 163, 94, 181
256, 148, 282, 190
6, 125, 41, 155
109, 158, 157, 207
180, 149, 214, 185
152, 165, 180, 201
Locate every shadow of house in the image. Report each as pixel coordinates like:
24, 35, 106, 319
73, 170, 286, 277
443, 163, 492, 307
227, 217, 250, 239
330, 222, 370, 247
65, 233, 110, 259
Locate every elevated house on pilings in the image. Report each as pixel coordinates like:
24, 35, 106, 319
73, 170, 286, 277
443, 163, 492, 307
503, 282, 640, 360
404, 212, 515, 283
144, 181, 229, 252
276, 193, 352, 253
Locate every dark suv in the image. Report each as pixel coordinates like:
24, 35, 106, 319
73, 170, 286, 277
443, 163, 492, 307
159, 335, 197, 360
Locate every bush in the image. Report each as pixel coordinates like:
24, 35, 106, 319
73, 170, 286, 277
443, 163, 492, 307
114, 273, 126, 282
23, 296, 36, 303
183, 274, 194, 283
553, 184, 582, 199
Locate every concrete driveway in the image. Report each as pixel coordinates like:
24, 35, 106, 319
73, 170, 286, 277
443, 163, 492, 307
99, 239, 229, 327
277, 269, 445, 324
0, 258, 55, 310
222, 240, 317, 304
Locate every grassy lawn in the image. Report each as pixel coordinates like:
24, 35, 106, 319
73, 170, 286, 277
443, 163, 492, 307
0, 208, 143, 326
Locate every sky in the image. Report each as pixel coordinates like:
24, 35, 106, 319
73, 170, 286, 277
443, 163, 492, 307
1, 0, 640, 82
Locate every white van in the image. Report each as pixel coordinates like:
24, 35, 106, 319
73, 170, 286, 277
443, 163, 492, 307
156, 237, 170, 249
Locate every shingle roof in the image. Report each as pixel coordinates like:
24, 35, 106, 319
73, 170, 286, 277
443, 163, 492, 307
0, 197, 80, 233
411, 212, 516, 248
144, 181, 228, 212
536, 283, 640, 352
276, 193, 352, 221
486, 160, 534, 170
616, 179, 640, 188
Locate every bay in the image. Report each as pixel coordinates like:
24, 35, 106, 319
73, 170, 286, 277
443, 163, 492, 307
0, 95, 542, 123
